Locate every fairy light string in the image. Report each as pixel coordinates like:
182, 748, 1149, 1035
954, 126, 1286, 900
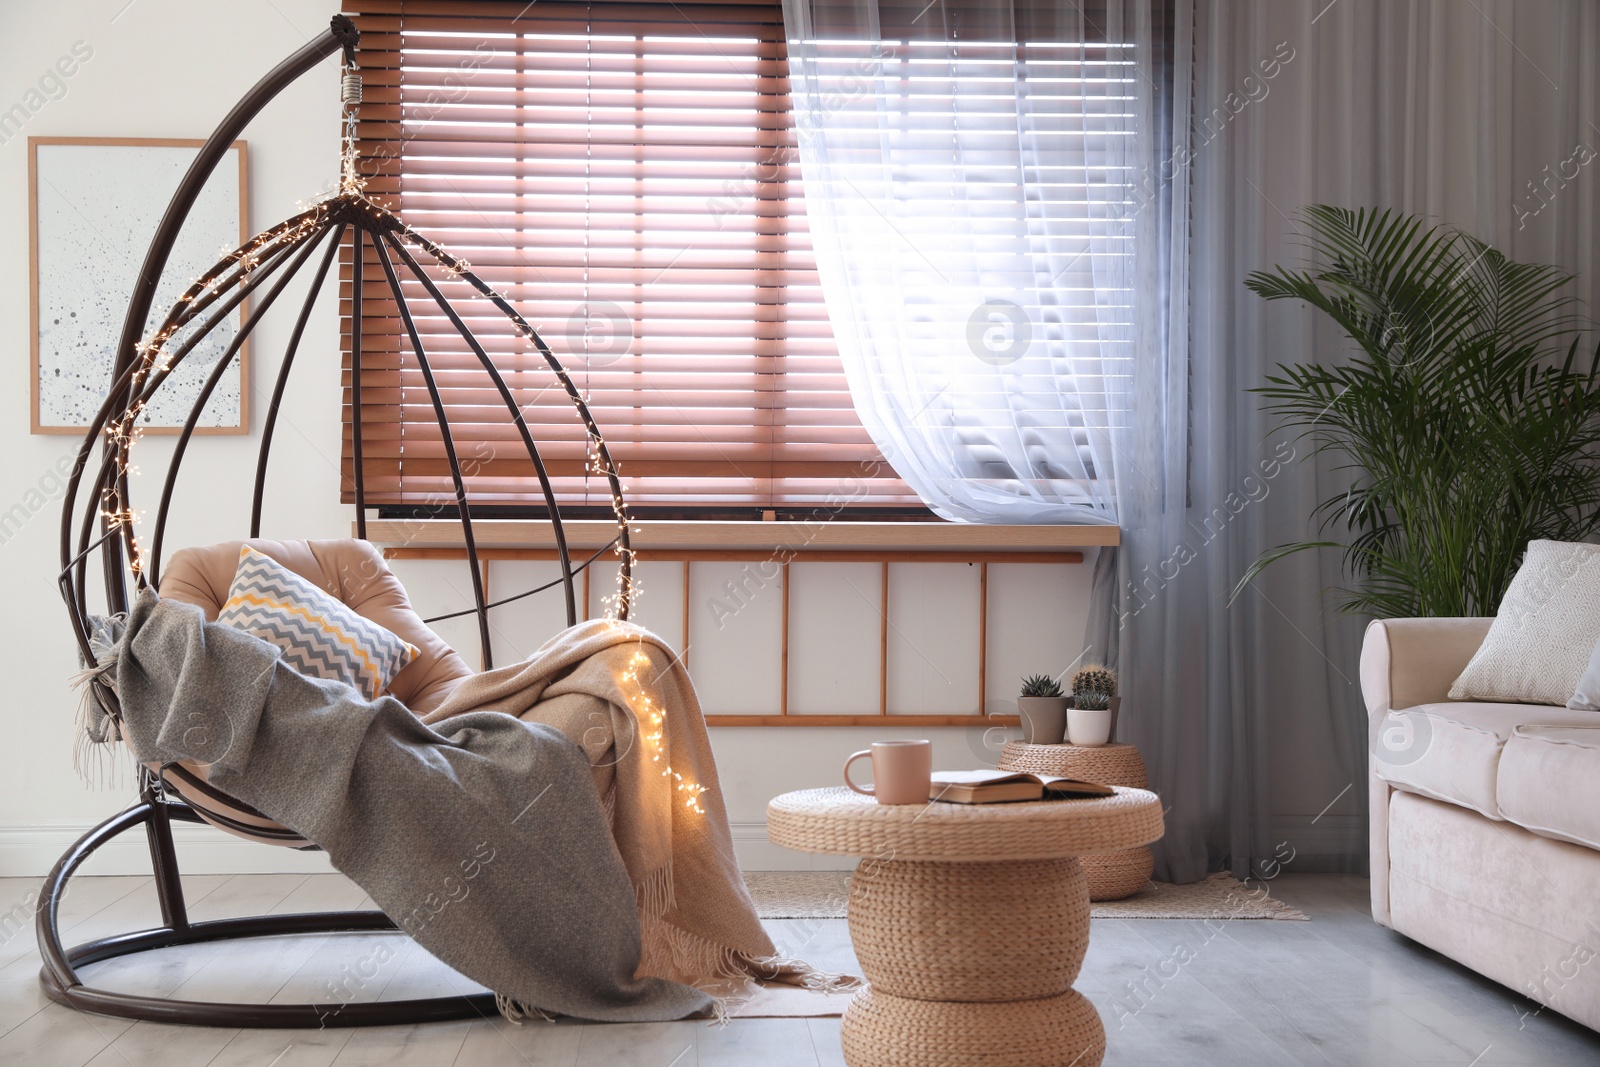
104, 208, 325, 576
615, 639, 707, 814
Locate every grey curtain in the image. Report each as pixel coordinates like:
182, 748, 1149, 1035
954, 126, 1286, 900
1093, 0, 1600, 883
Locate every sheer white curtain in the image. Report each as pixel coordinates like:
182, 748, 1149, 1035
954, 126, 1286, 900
781, 0, 1160, 523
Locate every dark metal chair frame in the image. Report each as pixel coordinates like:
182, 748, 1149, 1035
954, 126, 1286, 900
41, 16, 634, 1028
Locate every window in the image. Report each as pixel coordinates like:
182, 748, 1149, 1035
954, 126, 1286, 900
344, 0, 918, 515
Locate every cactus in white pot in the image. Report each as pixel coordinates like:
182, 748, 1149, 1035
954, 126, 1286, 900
1068, 665, 1119, 745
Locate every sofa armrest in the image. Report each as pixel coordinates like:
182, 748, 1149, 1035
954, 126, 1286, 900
1360, 617, 1493, 719
1362, 616, 1492, 929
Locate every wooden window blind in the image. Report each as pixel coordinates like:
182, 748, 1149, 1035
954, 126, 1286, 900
342, 0, 917, 514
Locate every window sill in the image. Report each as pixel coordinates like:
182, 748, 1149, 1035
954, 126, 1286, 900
365, 518, 1119, 560
703, 714, 1022, 727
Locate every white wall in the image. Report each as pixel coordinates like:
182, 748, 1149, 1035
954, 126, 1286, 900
0, 0, 1103, 876
0, 0, 351, 875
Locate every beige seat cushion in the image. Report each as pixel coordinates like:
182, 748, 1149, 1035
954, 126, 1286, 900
156, 538, 475, 844
160, 538, 474, 715
1374, 702, 1600, 819
1498, 725, 1600, 848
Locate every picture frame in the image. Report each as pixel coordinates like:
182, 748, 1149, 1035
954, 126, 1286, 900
28, 136, 251, 435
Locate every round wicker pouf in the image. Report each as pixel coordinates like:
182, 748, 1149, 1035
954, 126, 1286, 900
841, 986, 1104, 1067
767, 786, 1164, 1067
849, 856, 1088, 1001
999, 741, 1158, 902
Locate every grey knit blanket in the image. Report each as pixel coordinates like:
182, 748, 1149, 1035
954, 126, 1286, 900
96, 590, 712, 1023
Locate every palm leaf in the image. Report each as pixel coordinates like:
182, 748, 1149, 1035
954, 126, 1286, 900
1239, 205, 1600, 618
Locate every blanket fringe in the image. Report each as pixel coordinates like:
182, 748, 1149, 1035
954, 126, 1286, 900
638, 915, 862, 996
749, 954, 862, 994
494, 992, 558, 1025
70, 610, 131, 790
640, 914, 756, 986
496, 990, 720, 1028
70, 663, 130, 790
634, 862, 676, 923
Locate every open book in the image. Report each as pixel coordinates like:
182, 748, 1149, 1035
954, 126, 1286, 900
929, 770, 1116, 804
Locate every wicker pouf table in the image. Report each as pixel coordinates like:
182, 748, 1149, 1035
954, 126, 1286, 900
999, 741, 1158, 901
767, 786, 1163, 1067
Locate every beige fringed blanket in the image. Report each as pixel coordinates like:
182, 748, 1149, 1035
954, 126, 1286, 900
422, 618, 822, 998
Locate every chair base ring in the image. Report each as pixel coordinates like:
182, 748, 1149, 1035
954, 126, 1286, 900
37, 799, 497, 1028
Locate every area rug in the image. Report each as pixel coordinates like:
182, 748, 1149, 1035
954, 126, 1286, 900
746, 870, 1308, 921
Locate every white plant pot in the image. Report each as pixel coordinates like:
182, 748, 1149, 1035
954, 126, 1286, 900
1016, 696, 1068, 745
1067, 708, 1114, 747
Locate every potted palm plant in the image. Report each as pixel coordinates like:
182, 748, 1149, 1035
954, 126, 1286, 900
1234, 206, 1600, 616
1017, 674, 1067, 744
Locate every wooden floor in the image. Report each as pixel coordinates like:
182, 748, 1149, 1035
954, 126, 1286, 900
0, 872, 1595, 1065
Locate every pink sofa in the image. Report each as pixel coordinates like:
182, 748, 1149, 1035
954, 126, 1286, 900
1363, 617, 1600, 1030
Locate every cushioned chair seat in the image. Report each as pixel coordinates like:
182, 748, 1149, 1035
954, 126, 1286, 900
1498, 725, 1600, 849
1374, 702, 1600, 819
156, 538, 476, 844
161, 538, 474, 713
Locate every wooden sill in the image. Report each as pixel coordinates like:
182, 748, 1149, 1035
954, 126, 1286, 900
706, 714, 1022, 727
364, 518, 1119, 558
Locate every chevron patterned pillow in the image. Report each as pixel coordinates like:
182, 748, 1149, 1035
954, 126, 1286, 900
216, 547, 418, 700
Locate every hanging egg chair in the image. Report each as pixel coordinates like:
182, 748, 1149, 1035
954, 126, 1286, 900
45, 16, 635, 1027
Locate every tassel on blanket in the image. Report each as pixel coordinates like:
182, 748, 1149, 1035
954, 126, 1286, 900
496, 989, 727, 1029
494, 992, 558, 1025
69, 611, 133, 789
639, 914, 756, 986
70, 671, 130, 789
750, 955, 861, 994
638, 914, 863, 994
634, 863, 676, 923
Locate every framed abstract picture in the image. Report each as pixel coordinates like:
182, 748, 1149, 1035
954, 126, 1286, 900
28, 137, 250, 434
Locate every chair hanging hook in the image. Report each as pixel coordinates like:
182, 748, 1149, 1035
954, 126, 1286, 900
333, 13, 363, 195
341, 69, 363, 108
338, 54, 363, 195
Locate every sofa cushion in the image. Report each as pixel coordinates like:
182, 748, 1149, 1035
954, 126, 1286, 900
1449, 539, 1600, 706
1498, 725, 1600, 849
1374, 702, 1600, 819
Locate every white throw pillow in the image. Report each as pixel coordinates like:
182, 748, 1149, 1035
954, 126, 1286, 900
1450, 540, 1600, 707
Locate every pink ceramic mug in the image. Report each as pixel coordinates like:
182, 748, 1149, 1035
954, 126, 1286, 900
843, 740, 933, 805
